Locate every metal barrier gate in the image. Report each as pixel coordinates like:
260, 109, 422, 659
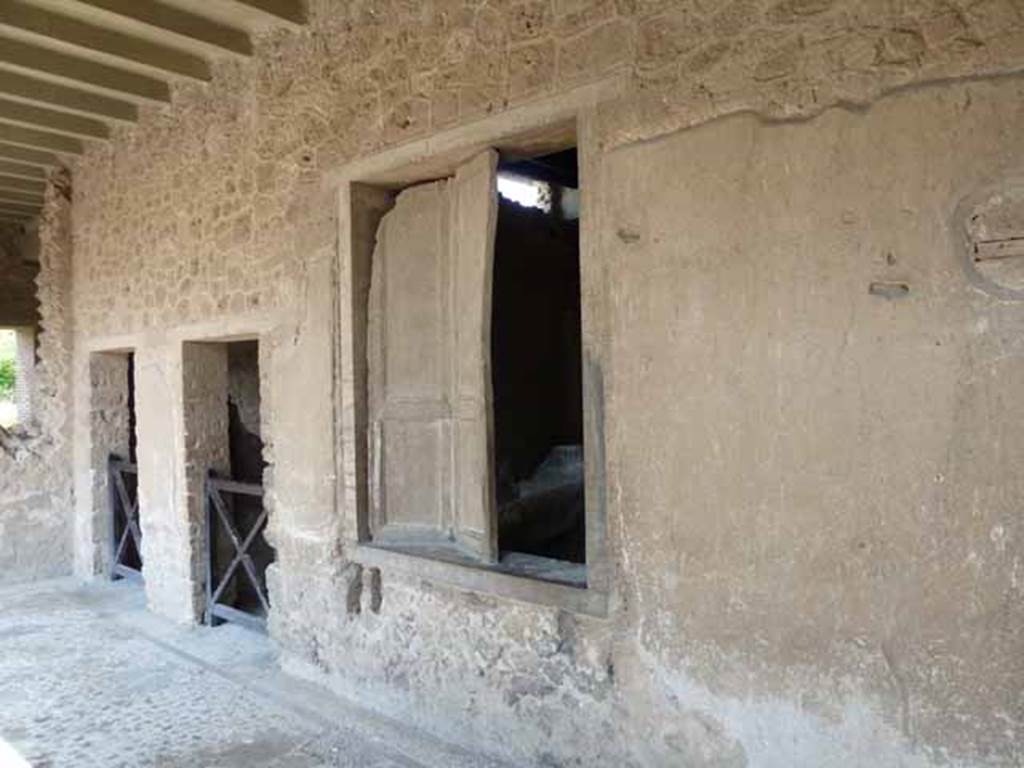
109, 455, 142, 581
204, 471, 271, 631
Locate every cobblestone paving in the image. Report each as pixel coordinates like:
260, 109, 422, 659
0, 580, 506, 768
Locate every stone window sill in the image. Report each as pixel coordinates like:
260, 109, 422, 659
352, 542, 608, 618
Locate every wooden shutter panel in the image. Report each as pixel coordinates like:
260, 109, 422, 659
450, 150, 499, 561
367, 150, 499, 562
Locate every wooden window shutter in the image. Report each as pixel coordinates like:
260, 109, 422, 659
367, 150, 499, 562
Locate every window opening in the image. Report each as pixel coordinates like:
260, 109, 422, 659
492, 148, 585, 566
360, 144, 587, 586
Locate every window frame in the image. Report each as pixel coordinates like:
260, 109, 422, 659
333, 82, 620, 616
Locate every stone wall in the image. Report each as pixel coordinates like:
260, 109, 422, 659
71, 1, 1024, 336
77, 352, 131, 578
0, 180, 73, 584
179, 343, 231, 622
228, 340, 261, 439
57, 2, 1024, 766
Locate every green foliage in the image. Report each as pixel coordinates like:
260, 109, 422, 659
0, 357, 15, 401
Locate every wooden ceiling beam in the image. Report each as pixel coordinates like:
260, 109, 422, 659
0, 2, 211, 81
0, 141, 61, 168
68, 0, 253, 57
0, 97, 109, 140
0, 174, 46, 194
0, 190, 44, 207
0, 201, 40, 216
226, 0, 307, 27
0, 70, 136, 122
0, 159, 45, 180
0, 123, 83, 155
0, 37, 170, 103
0, 194, 41, 208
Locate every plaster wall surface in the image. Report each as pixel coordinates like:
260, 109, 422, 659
7, 0, 1020, 765
597, 77, 1024, 766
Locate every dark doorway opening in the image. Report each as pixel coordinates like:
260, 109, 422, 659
492, 148, 585, 564
112, 352, 142, 576
127, 354, 137, 465
212, 340, 273, 621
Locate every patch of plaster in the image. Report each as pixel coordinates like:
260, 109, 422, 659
628, 643, 941, 768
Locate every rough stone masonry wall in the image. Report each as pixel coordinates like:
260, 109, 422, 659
227, 341, 261, 439
77, 352, 131, 578
63, 2, 1024, 767
179, 343, 231, 621
71, 0, 1024, 335
0, 180, 74, 584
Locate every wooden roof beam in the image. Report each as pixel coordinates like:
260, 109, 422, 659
0, 123, 83, 155
0, 37, 170, 103
0, 97, 109, 140
0, 175, 45, 198
0, 70, 136, 122
0, 194, 41, 208
0, 141, 61, 169
0, 159, 45, 180
0, 174, 46, 194
0, 2, 211, 82
0, 201, 40, 216
0, 189, 44, 206
68, 0, 253, 57
226, 0, 308, 27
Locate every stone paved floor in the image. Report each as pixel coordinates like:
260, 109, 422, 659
0, 579, 508, 768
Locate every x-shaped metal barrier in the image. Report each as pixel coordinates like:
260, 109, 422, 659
109, 455, 142, 581
204, 471, 269, 631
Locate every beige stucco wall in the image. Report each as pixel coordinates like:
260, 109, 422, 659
598, 77, 1024, 765
0, 0, 1017, 765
